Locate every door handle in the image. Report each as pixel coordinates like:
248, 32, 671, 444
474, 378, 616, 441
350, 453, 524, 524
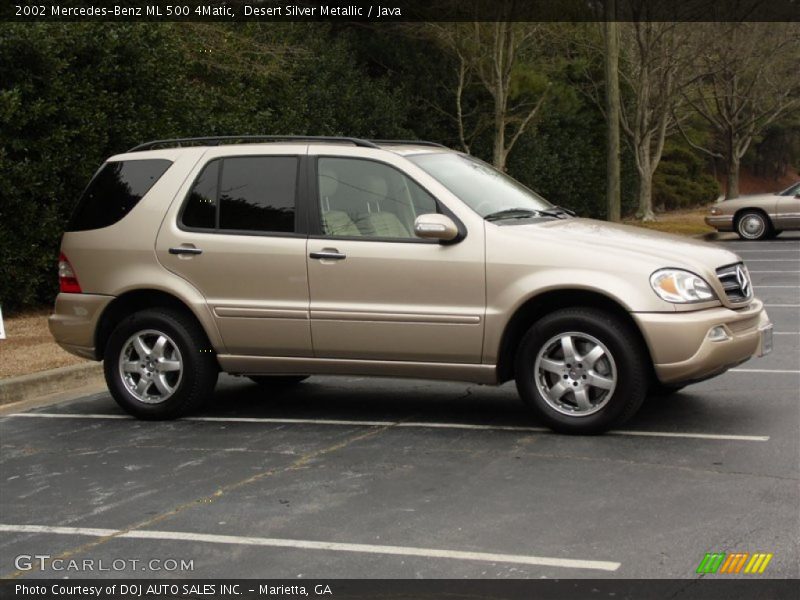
309, 249, 346, 260
169, 246, 203, 255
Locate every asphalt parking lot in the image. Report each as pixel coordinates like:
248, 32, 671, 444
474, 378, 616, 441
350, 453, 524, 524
1, 234, 798, 580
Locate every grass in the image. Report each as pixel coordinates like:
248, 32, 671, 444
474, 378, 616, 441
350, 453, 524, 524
623, 204, 715, 236
0, 309, 87, 379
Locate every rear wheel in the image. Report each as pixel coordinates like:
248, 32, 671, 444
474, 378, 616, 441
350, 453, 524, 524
515, 308, 648, 434
104, 308, 218, 419
248, 375, 309, 387
736, 211, 771, 240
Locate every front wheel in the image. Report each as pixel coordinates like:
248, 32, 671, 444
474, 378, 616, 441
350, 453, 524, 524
515, 308, 648, 434
104, 308, 218, 420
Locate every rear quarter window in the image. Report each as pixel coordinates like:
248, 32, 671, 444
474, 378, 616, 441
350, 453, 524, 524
67, 159, 172, 231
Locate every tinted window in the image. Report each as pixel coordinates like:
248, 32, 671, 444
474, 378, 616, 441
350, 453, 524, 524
68, 159, 172, 231
219, 157, 297, 233
182, 160, 219, 229
318, 158, 437, 239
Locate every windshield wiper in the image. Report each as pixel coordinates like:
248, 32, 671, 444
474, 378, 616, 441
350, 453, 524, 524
484, 208, 540, 222
537, 206, 575, 218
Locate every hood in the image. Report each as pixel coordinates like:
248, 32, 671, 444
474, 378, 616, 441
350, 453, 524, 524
716, 192, 778, 206
503, 217, 741, 272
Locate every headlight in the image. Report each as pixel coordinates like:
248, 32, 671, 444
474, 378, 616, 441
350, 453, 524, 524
650, 269, 717, 303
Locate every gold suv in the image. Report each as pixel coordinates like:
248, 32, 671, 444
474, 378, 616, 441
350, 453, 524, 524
49, 136, 773, 433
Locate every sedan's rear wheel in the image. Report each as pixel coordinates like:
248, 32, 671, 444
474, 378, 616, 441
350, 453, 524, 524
515, 308, 648, 434
736, 211, 771, 240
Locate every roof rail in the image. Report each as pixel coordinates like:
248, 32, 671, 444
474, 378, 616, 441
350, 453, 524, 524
370, 139, 448, 148
128, 135, 381, 152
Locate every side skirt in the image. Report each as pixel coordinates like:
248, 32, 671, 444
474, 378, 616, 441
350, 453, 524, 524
217, 355, 498, 385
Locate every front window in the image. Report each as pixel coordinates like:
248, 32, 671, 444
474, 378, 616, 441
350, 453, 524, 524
408, 153, 553, 218
316, 157, 437, 239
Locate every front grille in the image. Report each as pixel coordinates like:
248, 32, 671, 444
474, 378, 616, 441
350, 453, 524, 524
716, 263, 753, 303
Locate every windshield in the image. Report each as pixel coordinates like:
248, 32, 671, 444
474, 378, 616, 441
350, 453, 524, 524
409, 152, 553, 218
778, 182, 800, 196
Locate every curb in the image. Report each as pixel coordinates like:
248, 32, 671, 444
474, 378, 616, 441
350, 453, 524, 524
0, 362, 104, 406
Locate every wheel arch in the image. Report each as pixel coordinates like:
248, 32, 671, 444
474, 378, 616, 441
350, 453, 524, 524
495, 288, 654, 384
95, 289, 218, 361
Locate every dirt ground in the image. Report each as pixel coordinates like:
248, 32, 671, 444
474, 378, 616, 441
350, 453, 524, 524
623, 205, 715, 236
0, 309, 86, 379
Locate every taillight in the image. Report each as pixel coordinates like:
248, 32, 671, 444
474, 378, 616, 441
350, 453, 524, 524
58, 252, 82, 293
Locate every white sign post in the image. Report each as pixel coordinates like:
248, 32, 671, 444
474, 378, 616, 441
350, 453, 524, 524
0, 305, 5, 339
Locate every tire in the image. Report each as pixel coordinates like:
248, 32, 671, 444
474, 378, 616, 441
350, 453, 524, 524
649, 382, 687, 397
514, 307, 648, 434
736, 211, 772, 240
104, 308, 218, 420
248, 375, 309, 387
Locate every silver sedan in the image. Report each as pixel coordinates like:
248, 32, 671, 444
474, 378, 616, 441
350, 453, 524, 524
705, 182, 800, 240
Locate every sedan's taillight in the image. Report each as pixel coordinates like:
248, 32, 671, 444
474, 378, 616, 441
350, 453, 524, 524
58, 252, 82, 293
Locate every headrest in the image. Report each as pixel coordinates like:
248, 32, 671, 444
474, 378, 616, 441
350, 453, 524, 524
319, 166, 339, 198
362, 174, 388, 199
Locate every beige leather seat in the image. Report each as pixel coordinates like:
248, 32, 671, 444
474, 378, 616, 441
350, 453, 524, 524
319, 166, 361, 236
355, 175, 411, 238
360, 212, 410, 238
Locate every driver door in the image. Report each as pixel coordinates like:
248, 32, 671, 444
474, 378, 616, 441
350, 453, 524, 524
305, 155, 485, 363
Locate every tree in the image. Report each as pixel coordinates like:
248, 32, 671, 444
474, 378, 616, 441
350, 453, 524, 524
680, 23, 800, 199
618, 21, 693, 220
604, 2, 621, 222
423, 21, 551, 170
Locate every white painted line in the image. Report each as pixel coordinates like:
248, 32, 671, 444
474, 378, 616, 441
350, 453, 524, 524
774, 332, 799, 335
755, 285, 800, 288
743, 259, 800, 262
735, 250, 800, 254
730, 368, 799, 374
606, 430, 770, 442
763, 304, 800, 307
0, 524, 621, 572
748, 270, 800, 273
4, 413, 770, 442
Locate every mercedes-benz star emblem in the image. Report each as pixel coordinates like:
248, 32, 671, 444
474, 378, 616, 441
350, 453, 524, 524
735, 265, 751, 297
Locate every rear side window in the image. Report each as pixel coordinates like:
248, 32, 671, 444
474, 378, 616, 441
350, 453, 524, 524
181, 156, 298, 234
67, 159, 172, 231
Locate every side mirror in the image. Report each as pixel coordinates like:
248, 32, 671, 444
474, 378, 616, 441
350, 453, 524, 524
414, 214, 459, 242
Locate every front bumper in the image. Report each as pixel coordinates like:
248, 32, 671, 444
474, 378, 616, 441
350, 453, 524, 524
48, 293, 113, 360
633, 299, 771, 385
704, 214, 734, 232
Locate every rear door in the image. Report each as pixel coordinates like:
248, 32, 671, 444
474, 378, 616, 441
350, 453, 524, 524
156, 147, 312, 356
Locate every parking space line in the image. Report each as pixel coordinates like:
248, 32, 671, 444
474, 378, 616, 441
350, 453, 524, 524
743, 259, 800, 261
4, 413, 770, 442
748, 270, 800, 273
0, 524, 621, 572
774, 332, 799, 335
755, 286, 800, 288
763, 304, 800, 307
730, 368, 798, 374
